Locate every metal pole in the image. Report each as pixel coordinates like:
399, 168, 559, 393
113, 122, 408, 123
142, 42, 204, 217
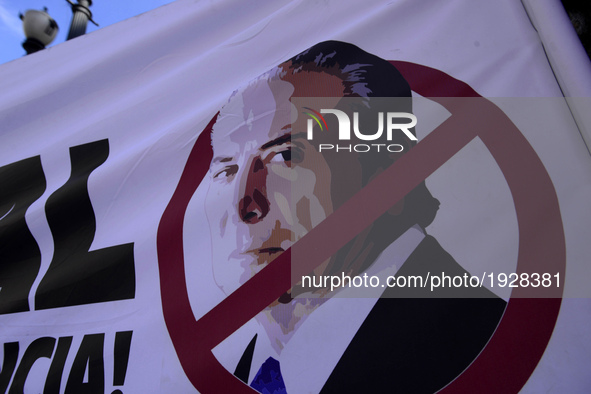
66, 0, 97, 40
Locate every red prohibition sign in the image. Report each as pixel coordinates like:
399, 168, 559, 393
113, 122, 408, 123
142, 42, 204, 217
157, 62, 565, 393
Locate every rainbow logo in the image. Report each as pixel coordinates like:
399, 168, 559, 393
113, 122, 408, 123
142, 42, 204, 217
303, 107, 329, 132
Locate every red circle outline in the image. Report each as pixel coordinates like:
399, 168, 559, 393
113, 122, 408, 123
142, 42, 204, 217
157, 62, 565, 393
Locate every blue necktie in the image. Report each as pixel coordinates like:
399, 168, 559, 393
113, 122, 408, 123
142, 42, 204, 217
250, 357, 287, 394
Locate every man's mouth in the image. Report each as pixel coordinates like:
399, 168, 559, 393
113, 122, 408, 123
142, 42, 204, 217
244, 247, 285, 265
258, 247, 284, 255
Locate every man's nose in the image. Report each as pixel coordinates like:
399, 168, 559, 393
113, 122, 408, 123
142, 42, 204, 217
239, 156, 270, 223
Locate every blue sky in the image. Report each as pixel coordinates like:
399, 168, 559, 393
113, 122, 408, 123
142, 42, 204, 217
0, 0, 177, 65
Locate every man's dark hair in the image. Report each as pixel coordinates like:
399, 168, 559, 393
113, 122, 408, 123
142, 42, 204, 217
290, 40, 412, 100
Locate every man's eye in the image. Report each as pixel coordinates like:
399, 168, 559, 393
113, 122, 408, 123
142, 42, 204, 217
280, 150, 291, 162
270, 148, 302, 164
213, 164, 238, 179
271, 149, 291, 163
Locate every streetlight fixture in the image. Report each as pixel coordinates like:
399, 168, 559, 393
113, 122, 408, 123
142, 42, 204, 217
19, 8, 59, 55
20, 1, 98, 56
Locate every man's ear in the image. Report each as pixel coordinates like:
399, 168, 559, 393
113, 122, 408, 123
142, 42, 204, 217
384, 137, 413, 216
367, 164, 405, 216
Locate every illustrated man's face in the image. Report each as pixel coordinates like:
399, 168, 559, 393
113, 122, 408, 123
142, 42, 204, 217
204, 69, 353, 295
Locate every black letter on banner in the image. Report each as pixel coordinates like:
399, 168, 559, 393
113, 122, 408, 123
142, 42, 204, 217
9, 337, 56, 394
65, 334, 104, 394
44, 336, 72, 394
113, 331, 132, 389
0, 157, 46, 314
35, 140, 135, 310
0, 342, 19, 393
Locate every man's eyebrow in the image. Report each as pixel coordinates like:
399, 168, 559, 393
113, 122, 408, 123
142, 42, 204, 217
260, 132, 307, 150
212, 156, 234, 164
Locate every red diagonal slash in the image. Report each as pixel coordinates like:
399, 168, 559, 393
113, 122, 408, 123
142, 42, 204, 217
157, 62, 564, 393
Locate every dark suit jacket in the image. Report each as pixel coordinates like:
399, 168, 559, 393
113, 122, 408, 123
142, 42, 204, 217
236, 235, 507, 393
321, 235, 507, 393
